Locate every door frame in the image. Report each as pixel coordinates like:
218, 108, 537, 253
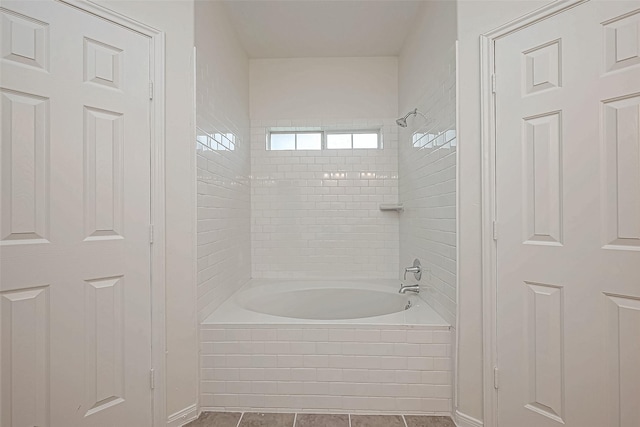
56, 1, 167, 426
479, 1, 588, 426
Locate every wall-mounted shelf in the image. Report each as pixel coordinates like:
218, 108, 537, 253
379, 203, 404, 212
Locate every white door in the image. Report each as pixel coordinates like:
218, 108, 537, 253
0, 1, 153, 426
495, 1, 640, 426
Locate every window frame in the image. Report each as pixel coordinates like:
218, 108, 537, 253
325, 129, 382, 150
267, 129, 382, 151
267, 130, 323, 151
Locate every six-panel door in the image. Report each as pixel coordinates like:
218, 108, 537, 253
495, 1, 640, 426
0, 1, 153, 426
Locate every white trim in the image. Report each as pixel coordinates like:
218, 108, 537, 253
150, 31, 168, 427
479, 29, 497, 427
453, 39, 460, 415
455, 410, 484, 427
166, 404, 198, 427
191, 45, 200, 422
479, 2, 589, 427
56, 2, 167, 426
482, 0, 589, 41
57, 0, 160, 36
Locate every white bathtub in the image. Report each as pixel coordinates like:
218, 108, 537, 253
200, 279, 452, 414
203, 279, 449, 326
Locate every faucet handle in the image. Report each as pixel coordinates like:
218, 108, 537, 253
403, 259, 422, 281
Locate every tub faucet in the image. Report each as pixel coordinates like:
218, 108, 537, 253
399, 284, 420, 294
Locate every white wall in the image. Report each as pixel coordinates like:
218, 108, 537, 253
399, 1, 457, 114
195, 0, 251, 321
92, 0, 198, 422
250, 57, 398, 121
455, 0, 554, 423
249, 58, 399, 279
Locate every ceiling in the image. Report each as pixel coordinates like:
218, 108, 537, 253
222, 0, 426, 58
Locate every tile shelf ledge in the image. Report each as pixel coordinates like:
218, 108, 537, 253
379, 203, 404, 212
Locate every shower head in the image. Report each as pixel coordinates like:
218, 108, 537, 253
396, 108, 418, 128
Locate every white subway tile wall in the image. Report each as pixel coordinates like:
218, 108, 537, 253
251, 119, 400, 279
196, 71, 251, 321
399, 47, 457, 326
200, 325, 452, 414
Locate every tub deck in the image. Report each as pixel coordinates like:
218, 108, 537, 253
202, 279, 450, 328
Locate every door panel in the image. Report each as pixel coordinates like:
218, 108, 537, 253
0, 1, 152, 426
602, 94, 640, 250
1, 88, 49, 244
0, 286, 49, 427
495, 1, 640, 426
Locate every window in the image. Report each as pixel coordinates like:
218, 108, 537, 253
326, 132, 379, 149
267, 130, 381, 151
269, 132, 322, 150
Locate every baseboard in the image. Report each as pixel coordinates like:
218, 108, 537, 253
454, 410, 483, 427
167, 404, 198, 427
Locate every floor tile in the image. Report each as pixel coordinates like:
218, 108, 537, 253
295, 413, 349, 427
350, 415, 405, 427
404, 415, 456, 427
239, 412, 295, 427
185, 411, 242, 427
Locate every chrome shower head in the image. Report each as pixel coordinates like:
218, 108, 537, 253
396, 108, 418, 128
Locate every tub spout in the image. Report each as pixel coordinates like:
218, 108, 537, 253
399, 284, 420, 294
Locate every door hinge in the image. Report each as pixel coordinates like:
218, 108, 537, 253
150, 368, 155, 389
491, 74, 496, 94
492, 220, 498, 241
149, 225, 154, 244
149, 81, 154, 100
494, 367, 499, 389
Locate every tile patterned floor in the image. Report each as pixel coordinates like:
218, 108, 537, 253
350, 415, 405, 427
185, 412, 456, 427
295, 414, 349, 427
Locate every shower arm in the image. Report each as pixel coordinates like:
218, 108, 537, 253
414, 109, 428, 121
402, 109, 417, 122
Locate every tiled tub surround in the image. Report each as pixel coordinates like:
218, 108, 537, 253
251, 119, 399, 280
196, 131, 251, 320
195, 2, 251, 321
200, 280, 452, 414
399, 47, 457, 327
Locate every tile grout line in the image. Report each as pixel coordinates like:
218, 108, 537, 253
235, 412, 244, 427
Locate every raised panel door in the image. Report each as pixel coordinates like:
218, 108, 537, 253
0, 1, 152, 426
